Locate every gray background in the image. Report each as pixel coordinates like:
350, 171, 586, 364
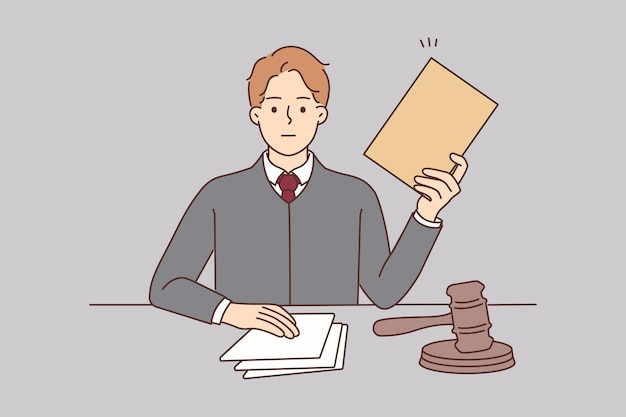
1, 0, 624, 415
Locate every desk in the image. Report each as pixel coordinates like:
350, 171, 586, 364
82, 303, 569, 416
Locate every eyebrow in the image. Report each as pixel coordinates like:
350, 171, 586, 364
296, 97, 311, 100
264, 96, 282, 100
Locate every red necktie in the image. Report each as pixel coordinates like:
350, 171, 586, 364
277, 173, 300, 203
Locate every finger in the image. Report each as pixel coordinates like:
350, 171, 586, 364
413, 185, 440, 201
449, 153, 468, 183
419, 170, 459, 194
258, 312, 294, 338
262, 305, 297, 325
258, 310, 297, 338
253, 318, 287, 338
414, 175, 451, 196
261, 305, 300, 337
256, 313, 290, 338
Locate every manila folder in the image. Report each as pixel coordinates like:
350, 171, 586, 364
364, 58, 497, 188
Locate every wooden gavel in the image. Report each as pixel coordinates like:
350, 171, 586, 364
373, 280, 494, 353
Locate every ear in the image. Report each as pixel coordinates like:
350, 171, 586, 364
249, 107, 261, 125
316, 106, 328, 125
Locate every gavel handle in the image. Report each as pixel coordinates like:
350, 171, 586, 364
373, 313, 452, 336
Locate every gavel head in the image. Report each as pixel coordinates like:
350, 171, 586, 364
446, 280, 494, 353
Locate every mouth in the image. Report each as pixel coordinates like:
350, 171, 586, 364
281, 134, 296, 137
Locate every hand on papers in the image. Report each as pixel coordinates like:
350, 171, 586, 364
414, 153, 468, 222
220, 313, 347, 379
222, 303, 300, 338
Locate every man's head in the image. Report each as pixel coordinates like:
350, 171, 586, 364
248, 46, 329, 157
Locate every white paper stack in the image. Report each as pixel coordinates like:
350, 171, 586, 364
220, 313, 348, 379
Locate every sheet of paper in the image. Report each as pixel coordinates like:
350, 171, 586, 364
364, 57, 497, 189
220, 313, 334, 361
235, 323, 342, 371
242, 324, 348, 379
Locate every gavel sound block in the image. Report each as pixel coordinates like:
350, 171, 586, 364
373, 280, 515, 374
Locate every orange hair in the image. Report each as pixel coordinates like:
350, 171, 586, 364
247, 46, 330, 107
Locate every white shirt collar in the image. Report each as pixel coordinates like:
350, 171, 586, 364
262, 150, 314, 185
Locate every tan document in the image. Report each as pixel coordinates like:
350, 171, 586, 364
364, 58, 497, 188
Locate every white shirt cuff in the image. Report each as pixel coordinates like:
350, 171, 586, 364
212, 298, 231, 324
413, 211, 442, 228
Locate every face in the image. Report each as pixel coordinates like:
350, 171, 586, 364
250, 70, 328, 156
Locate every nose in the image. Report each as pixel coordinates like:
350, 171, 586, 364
286, 105, 293, 125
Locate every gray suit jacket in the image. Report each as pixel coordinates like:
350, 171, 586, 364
149, 154, 441, 324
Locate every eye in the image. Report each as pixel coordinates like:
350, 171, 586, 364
271, 107, 277, 113
300, 106, 306, 113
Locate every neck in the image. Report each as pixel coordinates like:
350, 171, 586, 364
268, 147, 308, 173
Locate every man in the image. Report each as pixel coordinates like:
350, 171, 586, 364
149, 46, 467, 339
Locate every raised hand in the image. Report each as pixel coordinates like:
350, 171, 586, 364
414, 153, 468, 222
221, 303, 300, 338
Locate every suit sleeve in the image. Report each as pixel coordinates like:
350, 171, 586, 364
149, 183, 225, 324
358, 187, 441, 309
